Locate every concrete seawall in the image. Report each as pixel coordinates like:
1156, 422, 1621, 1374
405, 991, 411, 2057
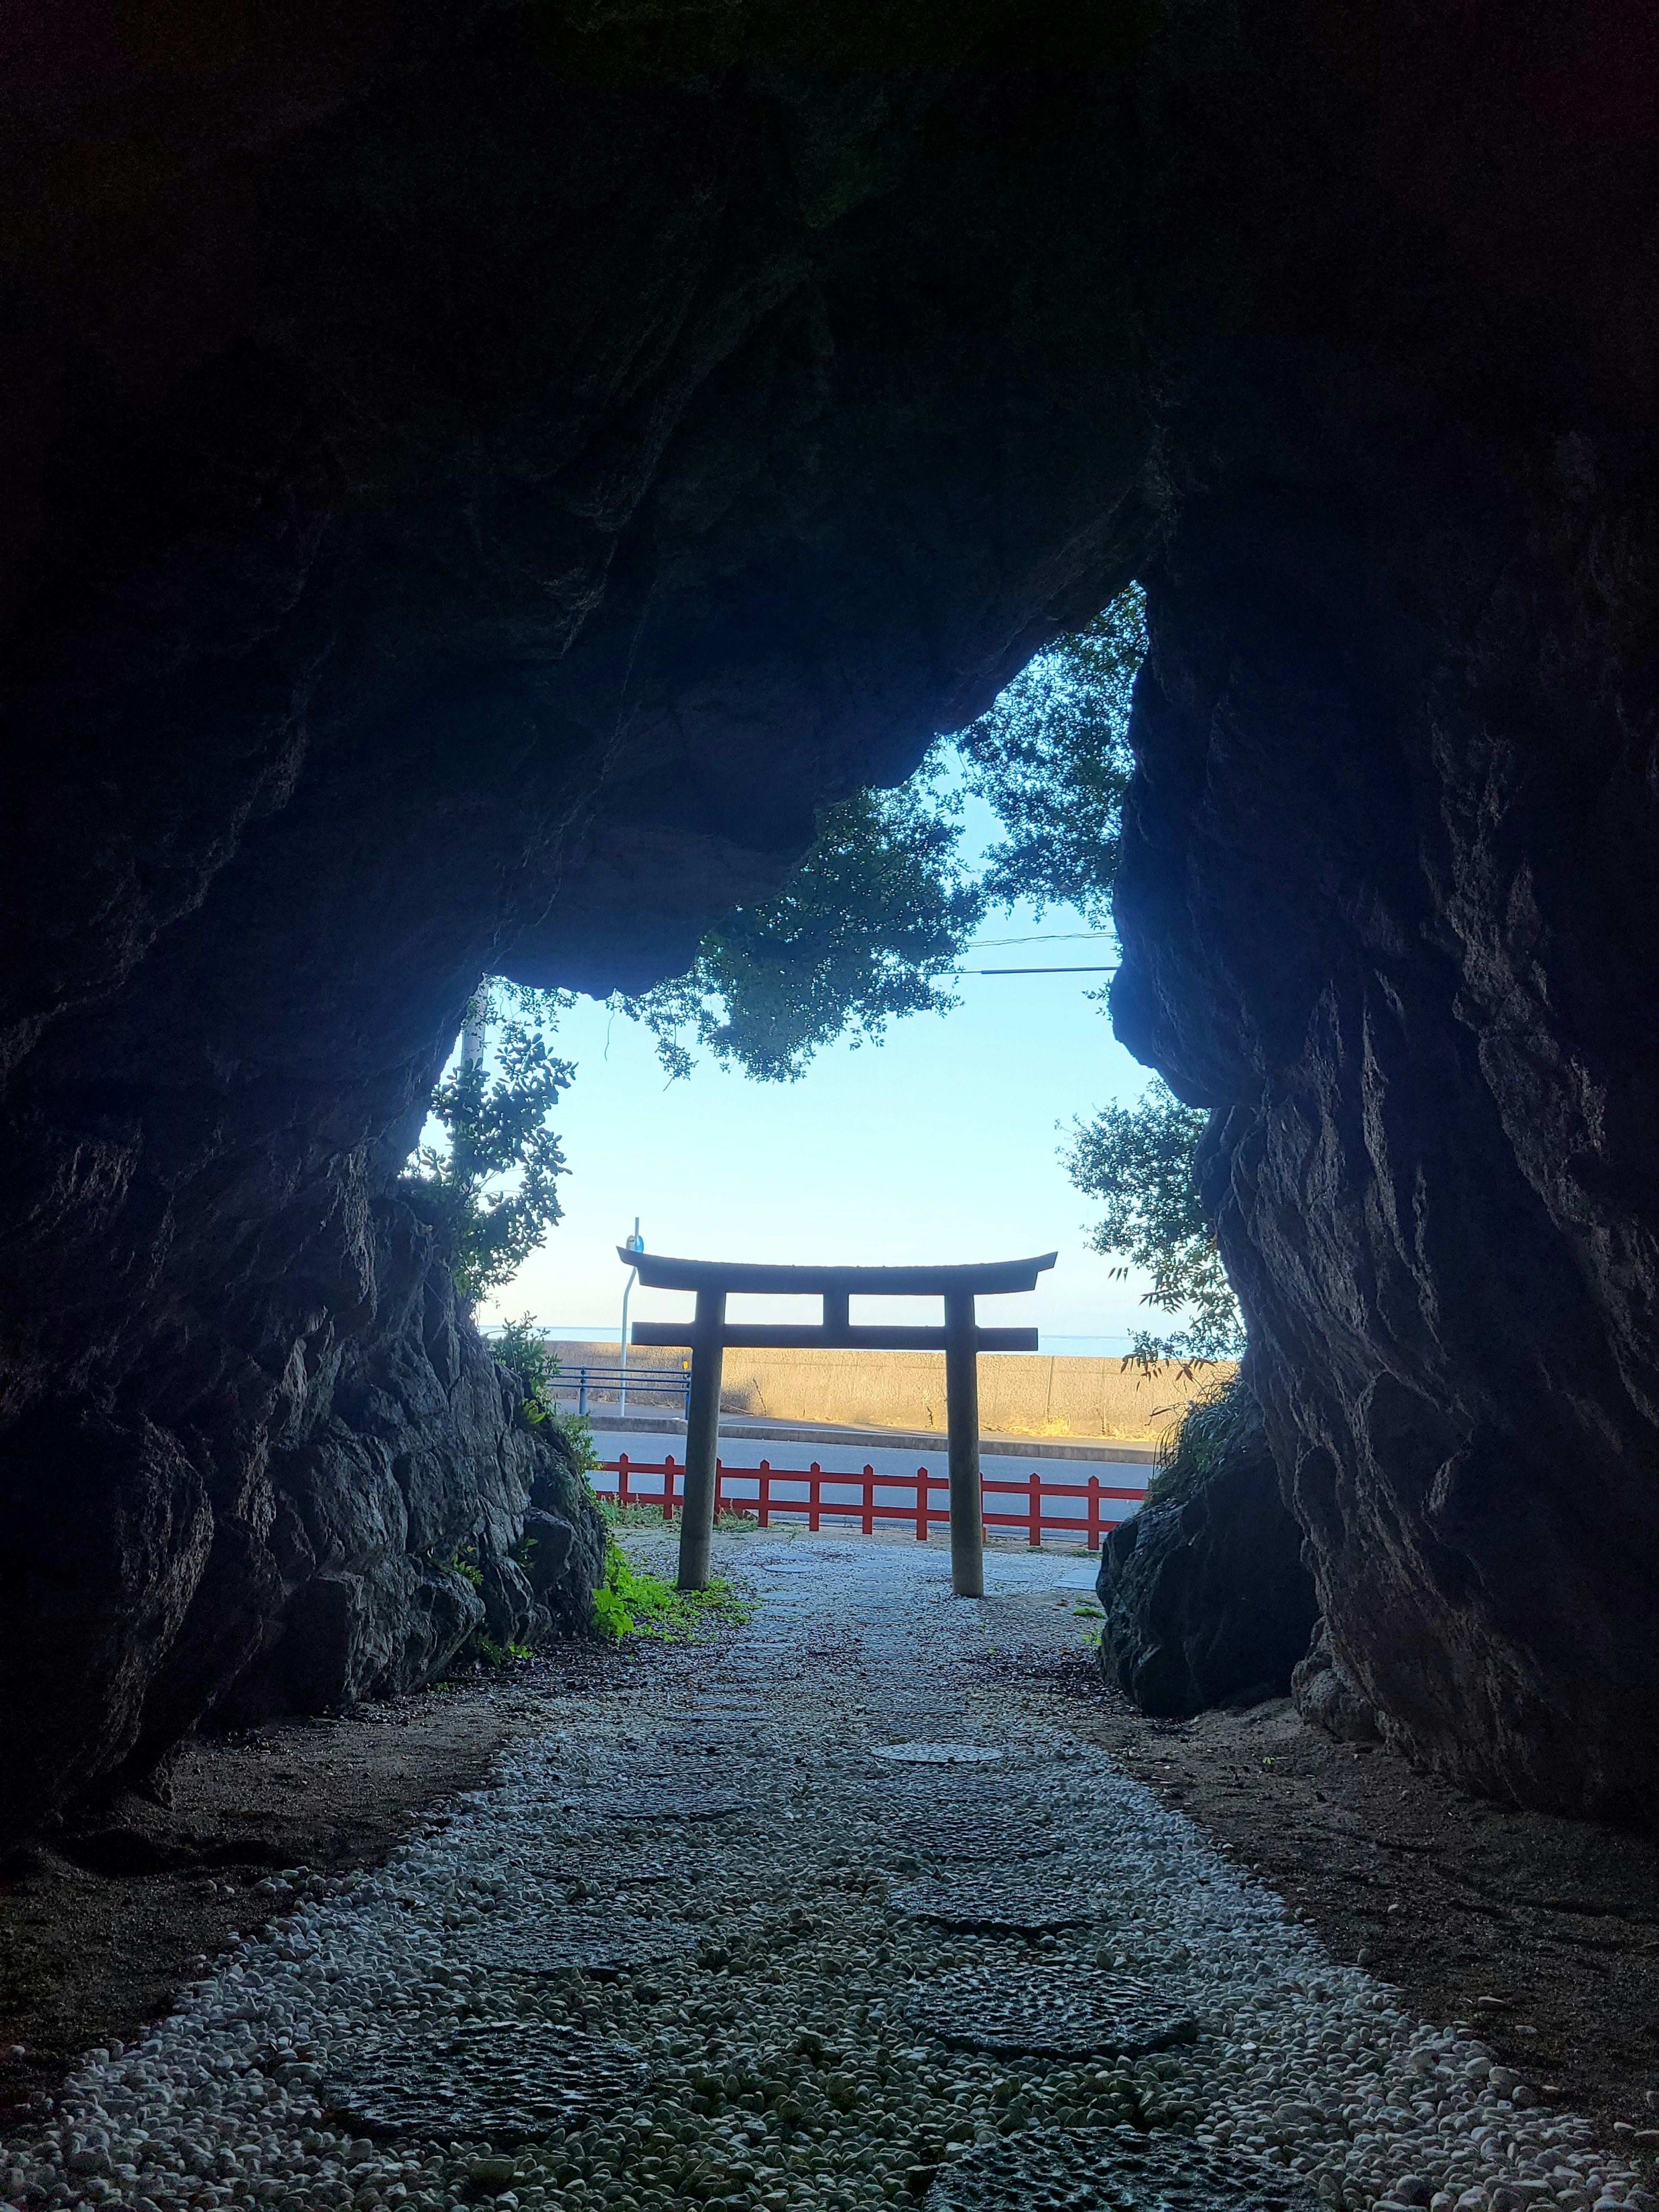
545, 1340, 1233, 1444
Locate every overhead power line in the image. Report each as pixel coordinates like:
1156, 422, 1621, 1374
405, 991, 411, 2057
969, 930, 1117, 947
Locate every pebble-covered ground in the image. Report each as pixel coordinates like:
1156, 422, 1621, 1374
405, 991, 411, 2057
3, 1534, 1648, 2212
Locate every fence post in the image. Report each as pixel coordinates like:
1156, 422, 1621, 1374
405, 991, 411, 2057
808, 1462, 821, 1535
915, 1467, 928, 1543
578, 1368, 588, 1417
1028, 1471, 1042, 1549
1087, 1475, 1101, 1552
758, 1460, 771, 1530
715, 1456, 724, 1524
862, 1465, 875, 1537
615, 1452, 629, 1510
662, 1453, 677, 1522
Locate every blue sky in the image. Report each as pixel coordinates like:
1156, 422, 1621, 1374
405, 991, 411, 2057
475, 786, 1162, 1351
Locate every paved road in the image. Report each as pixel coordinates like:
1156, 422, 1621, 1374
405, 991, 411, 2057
3, 1535, 1620, 2212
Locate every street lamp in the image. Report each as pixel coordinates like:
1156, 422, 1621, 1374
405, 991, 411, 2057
619, 1218, 643, 1413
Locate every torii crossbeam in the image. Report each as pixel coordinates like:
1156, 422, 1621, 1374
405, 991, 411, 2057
617, 1249, 1058, 1597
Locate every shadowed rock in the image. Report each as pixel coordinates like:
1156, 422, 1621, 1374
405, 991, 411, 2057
1097, 1383, 1319, 1719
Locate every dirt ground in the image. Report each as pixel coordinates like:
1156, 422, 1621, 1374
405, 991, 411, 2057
0, 1643, 693, 2131
997, 1633, 1659, 2142
6, 1548, 1658, 2156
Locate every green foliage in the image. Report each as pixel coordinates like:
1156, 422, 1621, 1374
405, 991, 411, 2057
955, 586, 1145, 924
591, 1539, 754, 1642
446, 1545, 484, 1590
1143, 1375, 1264, 1507
493, 1312, 560, 1404
467, 1634, 535, 1669
405, 992, 575, 1304
1065, 1077, 1245, 1365
596, 1498, 674, 1530
595, 1496, 755, 1533
621, 770, 983, 1083
556, 1410, 600, 1477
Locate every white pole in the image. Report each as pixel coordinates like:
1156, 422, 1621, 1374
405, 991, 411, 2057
619, 1217, 641, 1413
461, 979, 489, 1067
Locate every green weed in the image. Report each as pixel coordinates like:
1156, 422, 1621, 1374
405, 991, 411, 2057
591, 1540, 754, 1643
591, 1491, 755, 1534
597, 1498, 674, 1530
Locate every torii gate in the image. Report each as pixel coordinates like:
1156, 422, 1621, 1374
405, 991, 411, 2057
617, 1248, 1058, 1598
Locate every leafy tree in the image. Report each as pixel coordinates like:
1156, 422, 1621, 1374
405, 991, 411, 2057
955, 585, 1144, 924
1065, 1079, 1245, 1366
405, 989, 575, 1304
621, 770, 984, 1083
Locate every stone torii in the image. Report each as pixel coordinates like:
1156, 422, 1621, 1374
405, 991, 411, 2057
617, 1249, 1058, 1598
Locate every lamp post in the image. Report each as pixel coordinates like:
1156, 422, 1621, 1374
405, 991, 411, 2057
618, 1218, 643, 1412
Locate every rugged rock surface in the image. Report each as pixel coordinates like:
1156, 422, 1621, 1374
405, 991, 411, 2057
1290, 1622, 1383, 1749
1109, 7, 1659, 1813
1097, 1382, 1318, 1718
2, 0, 1656, 1835
0, 1, 1154, 1845
3, 1189, 605, 1844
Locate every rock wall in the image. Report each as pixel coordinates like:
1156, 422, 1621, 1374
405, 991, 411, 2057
0, 1182, 605, 1849
1, 0, 1656, 1836
0, 2, 1154, 1845
1097, 1382, 1318, 1718
1109, 6, 1659, 1815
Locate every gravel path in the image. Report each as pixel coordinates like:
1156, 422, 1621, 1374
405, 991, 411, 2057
3, 1534, 1646, 2212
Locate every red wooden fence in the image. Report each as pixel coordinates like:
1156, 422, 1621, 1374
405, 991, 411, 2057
594, 1454, 1147, 1551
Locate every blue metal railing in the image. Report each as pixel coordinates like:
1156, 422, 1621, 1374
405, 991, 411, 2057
549, 1363, 692, 1419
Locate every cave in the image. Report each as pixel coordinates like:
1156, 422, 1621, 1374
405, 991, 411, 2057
3, 0, 1656, 1870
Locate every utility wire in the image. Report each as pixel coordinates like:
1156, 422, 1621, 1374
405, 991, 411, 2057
970, 930, 1117, 947
951, 963, 1120, 976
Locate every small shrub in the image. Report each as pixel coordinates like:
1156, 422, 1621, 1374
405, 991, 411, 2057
447, 1545, 484, 1590
493, 1312, 560, 1402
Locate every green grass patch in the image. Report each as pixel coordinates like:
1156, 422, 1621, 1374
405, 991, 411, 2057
597, 1498, 673, 1529
592, 1539, 754, 1643
594, 1494, 757, 1534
